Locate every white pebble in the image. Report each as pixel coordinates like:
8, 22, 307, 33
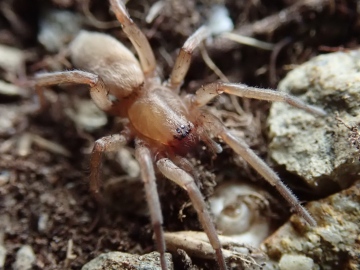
207, 5, 234, 36
0, 245, 7, 268
279, 254, 314, 270
38, 10, 83, 52
13, 245, 36, 270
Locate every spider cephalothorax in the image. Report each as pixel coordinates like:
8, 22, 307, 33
34, 0, 326, 269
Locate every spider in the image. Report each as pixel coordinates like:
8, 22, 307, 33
34, 0, 326, 269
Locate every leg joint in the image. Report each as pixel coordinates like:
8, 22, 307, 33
93, 140, 106, 152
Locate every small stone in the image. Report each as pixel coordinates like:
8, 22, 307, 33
37, 213, 49, 232
0, 106, 23, 136
82, 251, 173, 270
279, 254, 314, 270
13, 245, 36, 270
65, 99, 107, 132
0, 45, 24, 74
0, 171, 10, 187
0, 245, 7, 268
0, 80, 27, 97
116, 148, 140, 178
38, 9, 83, 53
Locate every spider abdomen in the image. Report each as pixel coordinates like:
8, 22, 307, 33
69, 31, 144, 98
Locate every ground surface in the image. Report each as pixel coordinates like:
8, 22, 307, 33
0, 0, 359, 269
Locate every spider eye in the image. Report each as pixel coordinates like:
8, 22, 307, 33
174, 122, 193, 140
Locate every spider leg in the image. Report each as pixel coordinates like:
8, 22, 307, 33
192, 82, 326, 116
171, 155, 199, 179
157, 158, 227, 270
135, 140, 167, 270
90, 133, 129, 202
218, 128, 317, 226
167, 26, 210, 93
109, 0, 157, 78
35, 70, 114, 113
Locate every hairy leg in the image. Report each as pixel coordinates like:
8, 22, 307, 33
219, 128, 316, 226
167, 26, 210, 92
157, 158, 227, 270
109, 0, 157, 77
90, 133, 129, 202
35, 70, 114, 113
192, 81, 326, 116
135, 140, 167, 270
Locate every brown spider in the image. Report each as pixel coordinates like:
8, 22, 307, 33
34, 0, 326, 269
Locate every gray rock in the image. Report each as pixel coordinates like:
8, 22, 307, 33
262, 181, 360, 270
82, 251, 173, 270
268, 50, 360, 194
